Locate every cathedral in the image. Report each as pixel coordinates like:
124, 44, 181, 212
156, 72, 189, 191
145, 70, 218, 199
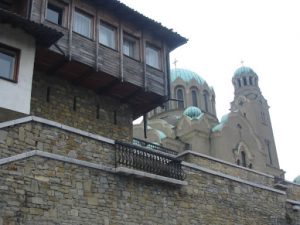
134, 66, 284, 177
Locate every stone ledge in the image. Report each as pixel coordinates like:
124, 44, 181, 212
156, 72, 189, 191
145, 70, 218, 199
0, 116, 115, 144
287, 199, 300, 205
115, 167, 188, 186
178, 150, 274, 178
0, 150, 114, 173
182, 161, 286, 195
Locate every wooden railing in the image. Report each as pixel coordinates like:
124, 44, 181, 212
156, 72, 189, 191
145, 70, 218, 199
115, 141, 185, 181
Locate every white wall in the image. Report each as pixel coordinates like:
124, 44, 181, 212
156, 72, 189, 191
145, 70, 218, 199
0, 24, 36, 114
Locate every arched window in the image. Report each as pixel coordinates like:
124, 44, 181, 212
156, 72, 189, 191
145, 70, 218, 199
212, 95, 216, 115
203, 90, 209, 112
241, 151, 247, 167
249, 77, 253, 85
191, 89, 198, 107
238, 79, 241, 88
176, 88, 184, 109
243, 77, 247, 86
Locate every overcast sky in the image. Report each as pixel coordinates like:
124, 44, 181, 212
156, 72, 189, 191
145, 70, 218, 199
121, 0, 300, 181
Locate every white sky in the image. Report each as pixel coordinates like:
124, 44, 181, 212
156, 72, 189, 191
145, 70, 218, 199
121, 0, 300, 181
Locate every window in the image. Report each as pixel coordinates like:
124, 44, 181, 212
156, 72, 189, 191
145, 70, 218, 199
238, 79, 241, 88
99, 22, 117, 49
249, 77, 253, 85
203, 90, 209, 112
123, 34, 139, 59
46, 3, 63, 25
176, 88, 184, 109
243, 77, 247, 86
191, 89, 198, 107
74, 10, 92, 38
0, 44, 19, 82
146, 44, 161, 69
241, 151, 247, 167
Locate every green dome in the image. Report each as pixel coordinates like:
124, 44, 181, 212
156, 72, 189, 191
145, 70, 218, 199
294, 175, 300, 184
234, 66, 257, 78
171, 68, 206, 85
183, 106, 202, 119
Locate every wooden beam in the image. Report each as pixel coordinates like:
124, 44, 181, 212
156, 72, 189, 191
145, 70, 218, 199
71, 69, 95, 85
96, 79, 120, 95
120, 88, 143, 103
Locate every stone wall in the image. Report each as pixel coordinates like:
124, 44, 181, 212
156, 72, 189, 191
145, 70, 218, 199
0, 156, 290, 225
0, 121, 114, 166
179, 151, 274, 187
30, 72, 132, 142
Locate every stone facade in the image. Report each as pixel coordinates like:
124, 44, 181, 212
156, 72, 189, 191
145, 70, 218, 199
31, 72, 133, 142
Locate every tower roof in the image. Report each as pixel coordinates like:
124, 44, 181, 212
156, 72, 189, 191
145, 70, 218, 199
183, 106, 202, 119
171, 68, 206, 85
233, 66, 258, 78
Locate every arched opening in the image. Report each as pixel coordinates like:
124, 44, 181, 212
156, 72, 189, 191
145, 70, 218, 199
176, 87, 185, 109
249, 77, 253, 85
238, 79, 242, 88
243, 77, 247, 86
191, 89, 198, 107
241, 151, 247, 167
212, 95, 216, 115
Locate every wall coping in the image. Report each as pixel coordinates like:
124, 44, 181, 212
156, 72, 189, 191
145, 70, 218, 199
116, 167, 188, 186
182, 161, 286, 195
178, 150, 274, 178
287, 199, 300, 205
0, 116, 115, 144
0, 150, 187, 186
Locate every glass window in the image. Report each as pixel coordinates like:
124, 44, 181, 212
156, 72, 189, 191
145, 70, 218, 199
74, 10, 92, 38
191, 90, 198, 107
99, 22, 116, 49
241, 151, 247, 167
0, 46, 19, 81
46, 3, 63, 25
146, 45, 160, 69
123, 34, 139, 59
176, 88, 184, 109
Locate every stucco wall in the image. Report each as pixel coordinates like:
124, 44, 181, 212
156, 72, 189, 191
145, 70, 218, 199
0, 24, 36, 115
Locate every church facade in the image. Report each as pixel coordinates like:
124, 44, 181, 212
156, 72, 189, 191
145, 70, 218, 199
134, 67, 283, 177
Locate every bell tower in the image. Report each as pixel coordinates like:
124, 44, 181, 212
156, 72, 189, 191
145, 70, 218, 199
230, 66, 280, 172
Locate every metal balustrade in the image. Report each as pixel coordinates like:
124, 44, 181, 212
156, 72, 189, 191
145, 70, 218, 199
115, 141, 185, 181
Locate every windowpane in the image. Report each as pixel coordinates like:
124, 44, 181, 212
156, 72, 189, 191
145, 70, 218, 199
99, 23, 116, 49
191, 90, 198, 107
146, 45, 160, 69
0, 51, 15, 80
177, 89, 184, 109
74, 10, 92, 38
46, 4, 63, 25
123, 39, 134, 57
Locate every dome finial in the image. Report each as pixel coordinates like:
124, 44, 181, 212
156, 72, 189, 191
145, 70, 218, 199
240, 60, 244, 66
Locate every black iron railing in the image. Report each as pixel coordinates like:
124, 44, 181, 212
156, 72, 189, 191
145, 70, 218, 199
115, 141, 185, 181
132, 138, 178, 155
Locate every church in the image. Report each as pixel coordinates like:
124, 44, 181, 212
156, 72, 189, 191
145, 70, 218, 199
134, 66, 283, 177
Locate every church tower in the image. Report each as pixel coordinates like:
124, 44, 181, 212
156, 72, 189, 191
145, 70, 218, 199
231, 66, 280, 172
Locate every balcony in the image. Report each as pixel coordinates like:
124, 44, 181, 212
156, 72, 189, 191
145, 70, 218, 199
115, 141, 185, 182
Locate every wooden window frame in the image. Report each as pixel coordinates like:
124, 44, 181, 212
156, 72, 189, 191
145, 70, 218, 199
99, 21, 118, 50
123, 33, 140, 60
73, 8, 94, 39
45, 0, 68, 27
146, 43, 162, 70
0, 43, 20, 83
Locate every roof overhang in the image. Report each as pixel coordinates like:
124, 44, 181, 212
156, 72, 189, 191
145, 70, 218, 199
0, 9, 63, 48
